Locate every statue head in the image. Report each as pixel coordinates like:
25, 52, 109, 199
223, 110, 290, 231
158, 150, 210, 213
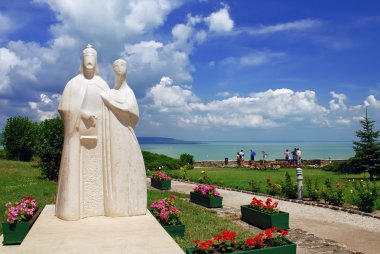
113, 59, 127, 77
79, 44, 99, 76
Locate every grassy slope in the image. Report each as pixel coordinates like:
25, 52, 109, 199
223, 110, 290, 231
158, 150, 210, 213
163, 167, 380, 209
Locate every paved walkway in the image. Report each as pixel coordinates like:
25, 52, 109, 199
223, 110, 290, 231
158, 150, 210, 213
165, 179, 380, 254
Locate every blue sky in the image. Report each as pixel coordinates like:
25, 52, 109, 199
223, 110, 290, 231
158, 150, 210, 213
1, 0, 380, 141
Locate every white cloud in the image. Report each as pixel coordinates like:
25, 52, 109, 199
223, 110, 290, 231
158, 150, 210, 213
246, 19, 321, 35
0, 13, 11, 36
145, 79, 335, 129
329, 91, 347, 110
122, 41, 194, 93
221, 50, 286, 67
365, 95, 380, 109
0, 48, 20, 94
216, 91, 239, 97
28, 93, 60, 121
146, 76, 199, 113
204, 5, 234, 33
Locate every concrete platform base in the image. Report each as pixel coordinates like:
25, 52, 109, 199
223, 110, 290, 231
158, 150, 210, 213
2, 205, 184, 254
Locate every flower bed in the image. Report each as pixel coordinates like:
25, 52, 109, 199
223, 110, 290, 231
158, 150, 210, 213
186, 228, 296, 254
150, 195, 185, 237
151, 171, 172, 190
2, 197, 41, 245
190, 184, 223, 208
241, 197, 289, 229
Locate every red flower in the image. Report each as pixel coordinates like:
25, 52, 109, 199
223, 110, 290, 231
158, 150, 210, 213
280, 229, 288, 236
245, 238, 255, 246
195, 240, 200, 245
214, 234, 222, 241
221, 230, 237, 241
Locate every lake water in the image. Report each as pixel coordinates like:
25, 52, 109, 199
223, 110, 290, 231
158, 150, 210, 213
140, 141, 354, 161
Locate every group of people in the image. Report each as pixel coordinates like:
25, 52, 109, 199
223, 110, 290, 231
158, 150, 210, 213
236, 149, 256, 165
284, 148, 302, 165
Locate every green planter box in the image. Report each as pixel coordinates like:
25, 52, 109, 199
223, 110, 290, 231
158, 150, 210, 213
2, 207, 42, 245
190, 192, 223, 208
162, 223, 185, 237
151, 178, 171, 190
186, 239, 296, 254
241, 205, 289, 229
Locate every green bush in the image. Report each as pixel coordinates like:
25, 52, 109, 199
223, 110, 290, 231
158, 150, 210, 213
305, 178, 321, 201
321, 162, 340, 172
281, 171, 297, 199
142, 151, 181, 170
351, 180, 377, 212
321, 179, 345, 206
179, 164, 191, 180
179, 153, 194, 168
0, 149, 5, 159
265, 178, 282, 196
248, 179, 261, 193
1, 116, 39, 161
35, 118, 64, 180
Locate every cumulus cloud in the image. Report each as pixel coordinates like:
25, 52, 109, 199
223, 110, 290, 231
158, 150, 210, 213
28, 93, 60, 121
145, 78, 338, 129
0, 48, 20, 94
329, 91, 347, 110
365, 95, 380, 109
204, 5, 234, 33
146, 76, 199, 113
121, 41, 194, 95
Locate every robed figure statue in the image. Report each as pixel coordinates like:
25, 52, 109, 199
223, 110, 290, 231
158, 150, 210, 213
56, 46, 146, 220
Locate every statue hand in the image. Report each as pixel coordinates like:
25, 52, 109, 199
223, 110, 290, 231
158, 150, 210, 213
81, 111, 97, 127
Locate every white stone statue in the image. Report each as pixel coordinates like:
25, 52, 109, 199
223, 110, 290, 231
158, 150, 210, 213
101, 59, 147, 216
56, 46, 146, 220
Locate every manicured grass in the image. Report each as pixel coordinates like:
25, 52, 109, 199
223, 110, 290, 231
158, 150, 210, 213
0, 159, 57, 235
0, 159, 261, 251
162, 167, 380, 210
148, 190, 258, 250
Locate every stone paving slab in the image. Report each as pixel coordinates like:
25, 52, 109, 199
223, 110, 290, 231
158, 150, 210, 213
165, 179, 380, 254
1, 205, 183, 254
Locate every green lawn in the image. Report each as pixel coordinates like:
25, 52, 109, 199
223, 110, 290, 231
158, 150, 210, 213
0, 159, 259, 250
161, 167, 380, 209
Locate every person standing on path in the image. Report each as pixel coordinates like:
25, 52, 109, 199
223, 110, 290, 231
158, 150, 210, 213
239, 149, 245, 161
250, 149, 256, 161
296, 148, 302, 165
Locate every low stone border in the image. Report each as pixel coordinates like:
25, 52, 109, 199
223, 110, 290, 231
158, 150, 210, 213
170, 178, 380, 220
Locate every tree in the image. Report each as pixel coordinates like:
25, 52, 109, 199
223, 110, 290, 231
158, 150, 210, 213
1, 116, 38, 161
35, 118, 64, 180
352, 108, 380, 180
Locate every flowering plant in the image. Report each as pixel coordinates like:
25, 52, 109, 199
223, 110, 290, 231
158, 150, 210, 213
150, 195, 183, 226
151, 171, 171, 181
266, 178, 282, 196
192, 227, 289, 253
4, 197, 37, 224
193, 184, 220, 197
249, 197, 280, 214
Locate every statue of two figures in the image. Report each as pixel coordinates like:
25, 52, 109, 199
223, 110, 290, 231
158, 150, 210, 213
56, 45, 147, 220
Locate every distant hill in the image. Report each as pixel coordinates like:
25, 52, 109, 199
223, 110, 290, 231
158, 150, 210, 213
137, 137, 201, 144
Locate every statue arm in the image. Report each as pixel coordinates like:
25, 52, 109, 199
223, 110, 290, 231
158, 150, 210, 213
101, 91, 139, 117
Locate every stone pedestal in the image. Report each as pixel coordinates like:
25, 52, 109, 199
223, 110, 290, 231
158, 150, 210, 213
9, 205, 183, 254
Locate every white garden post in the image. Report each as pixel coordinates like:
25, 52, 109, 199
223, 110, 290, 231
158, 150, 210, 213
296, 167, 303, 200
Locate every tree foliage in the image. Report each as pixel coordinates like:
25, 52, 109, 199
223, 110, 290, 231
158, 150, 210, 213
1, 116, 38, 161
142, 150, 181, 170
35, 118, 64, 180
341, 108, 380, 180
179, 153, 194, 168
